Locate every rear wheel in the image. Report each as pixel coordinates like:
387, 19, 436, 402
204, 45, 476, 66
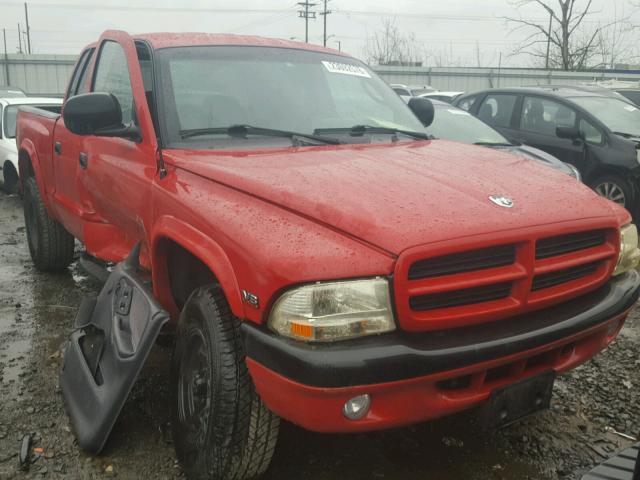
171, 285, 280, 480
23, 176, 75, 271
590, 174, 633, 209
2, 162, 19, 194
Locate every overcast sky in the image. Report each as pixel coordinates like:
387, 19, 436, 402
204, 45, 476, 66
0, 0, 639, 67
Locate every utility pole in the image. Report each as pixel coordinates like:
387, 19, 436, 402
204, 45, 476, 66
297, 1, 316, 43
24, 2, 31, 54
3, 28, 10, 85
545, 11, 552, 69
319, 0, 331, 47
17, 23, 23, 54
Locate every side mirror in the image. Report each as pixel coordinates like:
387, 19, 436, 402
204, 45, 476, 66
408, 97, 435, 127
63, 92, 139, 140
556, 126, 581, 140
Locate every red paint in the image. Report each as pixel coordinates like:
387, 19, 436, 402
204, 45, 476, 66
248, 312, 627, 432
15, 30, 635, 431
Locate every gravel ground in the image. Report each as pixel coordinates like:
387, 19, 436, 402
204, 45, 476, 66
0, 190, 638, 479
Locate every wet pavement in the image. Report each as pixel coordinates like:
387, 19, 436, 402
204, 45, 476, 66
0, 190, 639, 479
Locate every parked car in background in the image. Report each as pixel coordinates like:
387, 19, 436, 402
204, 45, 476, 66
423, 99, 581, 180
0, 96, 62, 193
586, 80, 640, 107
454, 86, 640, 216
390, 83, 435, 102
0, 86, 27, 98
419, 91, 464, 103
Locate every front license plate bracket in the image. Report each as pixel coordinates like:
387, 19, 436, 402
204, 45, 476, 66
478, 370, 556, 429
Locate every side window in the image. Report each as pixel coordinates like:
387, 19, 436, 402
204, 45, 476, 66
75, 49, 95, 96
93, 41, 134, 125
393, 88, 410, 96
66, 49, 91, 98
520, 96, 576, 136
580, 118, 603, 144
457, 95, 478, 112
477, 94, 517, 128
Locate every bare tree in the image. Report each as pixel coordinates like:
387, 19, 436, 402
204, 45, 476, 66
506, 0, 603, 70
595, 4, 638, 69
365, 18, 427, 66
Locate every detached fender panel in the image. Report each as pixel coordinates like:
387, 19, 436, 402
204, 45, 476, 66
60, 244, 169, 453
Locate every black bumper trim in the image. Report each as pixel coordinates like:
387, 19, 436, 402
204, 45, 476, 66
242, 271, 640, 388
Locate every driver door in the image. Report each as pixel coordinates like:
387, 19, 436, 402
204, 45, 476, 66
79, 32, 158, 262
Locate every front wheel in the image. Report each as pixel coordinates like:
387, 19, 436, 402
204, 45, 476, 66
590, 174, 633, 209
171, 285, 280, 480
23, 176, 75, 271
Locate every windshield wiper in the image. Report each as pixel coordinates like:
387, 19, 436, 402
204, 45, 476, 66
314, 125, 432, 141
613, 131, 640, 139
179, 124, 340, 145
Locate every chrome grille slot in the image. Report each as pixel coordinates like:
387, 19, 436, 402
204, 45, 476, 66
409, 282, 512, 311
408, 245, 516, 280
532, 262, 601, 291
536, 230, 606, 259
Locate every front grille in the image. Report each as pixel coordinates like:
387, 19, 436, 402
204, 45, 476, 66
409, 282, 512, 311
536, 230, 606, 259
408, 245, 515, 280
532, 262, 601, 291
397, 226, 617, 331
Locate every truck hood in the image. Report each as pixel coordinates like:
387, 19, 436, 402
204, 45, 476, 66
165, 140, 621, 255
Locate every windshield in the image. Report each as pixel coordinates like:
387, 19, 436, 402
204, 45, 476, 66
425, 105, 508, 144
156, 46, 424, 148
570, 96, 640, 137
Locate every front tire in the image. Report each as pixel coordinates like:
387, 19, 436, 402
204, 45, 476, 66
171, 285, 280, 480
22, 176, 75, 271
590, 174, 633, 209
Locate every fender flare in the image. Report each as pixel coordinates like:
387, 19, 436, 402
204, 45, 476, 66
18, 140, 52, 211
151, 215, 244, 319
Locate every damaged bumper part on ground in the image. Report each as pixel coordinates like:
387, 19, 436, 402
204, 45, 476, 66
243, 271, 640, 433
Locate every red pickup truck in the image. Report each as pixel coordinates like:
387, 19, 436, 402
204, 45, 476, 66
16, 30, 640, 480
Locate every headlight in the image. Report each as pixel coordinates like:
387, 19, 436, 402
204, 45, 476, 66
636, 149, 640, 165
268, 278, 395, 342
567, 164, 582, 182
614, 224, 640, 276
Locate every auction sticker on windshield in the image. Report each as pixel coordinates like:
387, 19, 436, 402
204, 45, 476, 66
322, 61, 371, 78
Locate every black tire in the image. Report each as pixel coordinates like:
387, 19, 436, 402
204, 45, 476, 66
589, 174, 634, 210
171, 285, 280, 480
22, 175, 75, 271
2, 162, 19, 194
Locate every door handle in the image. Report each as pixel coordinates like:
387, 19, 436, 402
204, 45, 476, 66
54, 142, 62, 155
79, 152, 88, 169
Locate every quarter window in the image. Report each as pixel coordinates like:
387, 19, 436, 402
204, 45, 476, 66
521, 97, 576, 136
478, 94, 517, 128
580, 118, 603, 144
93, 41, 134, 124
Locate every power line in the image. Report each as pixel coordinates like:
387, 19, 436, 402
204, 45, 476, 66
297, 1, 316, 43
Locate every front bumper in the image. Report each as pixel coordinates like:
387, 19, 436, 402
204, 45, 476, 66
242, 271, 640, 432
